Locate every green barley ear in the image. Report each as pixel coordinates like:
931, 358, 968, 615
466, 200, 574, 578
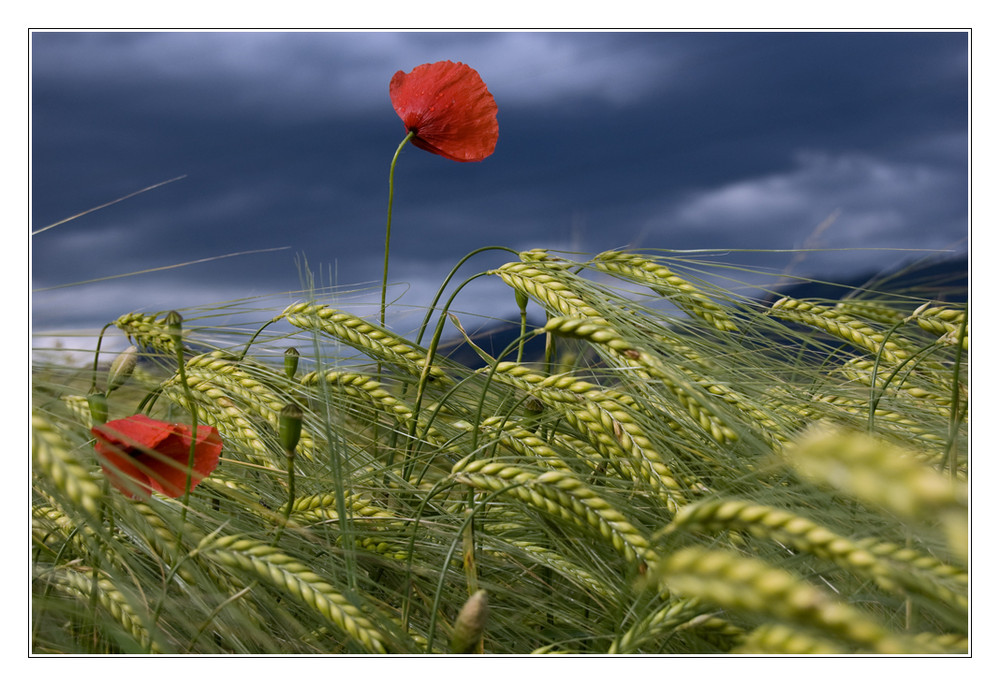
32, 414, 103, 517
106, 345, 138, 393
785, 425, 967, 562
87, 390, 109, 425
450, 589, 488, 654
652, 546, 920, 653
283, 346, 300, 380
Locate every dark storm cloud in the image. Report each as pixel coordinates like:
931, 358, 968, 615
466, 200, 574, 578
31, 31, 968, 344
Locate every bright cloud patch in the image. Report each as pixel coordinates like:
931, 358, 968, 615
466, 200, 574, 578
664, 150, 962, 250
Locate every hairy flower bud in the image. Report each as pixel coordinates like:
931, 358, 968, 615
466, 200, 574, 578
450, 590, 488, 653
165, 310, 183, 349
87, 391, 109, 426
107, 345, 138, 392
165, 310, 182, 332
279, 402, 303, 453
514, 288, 529, 312
283, 347, 300, 380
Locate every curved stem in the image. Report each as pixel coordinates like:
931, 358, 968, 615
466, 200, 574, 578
414, 245, 519, 346
176, 346, 198, 523
272, 447, 296, 546
944, 308, 969, 477
89, 322, 114, 392
406, 271, 493, 450
382, 131, 416, 329
516, 305, 527, 365
237, 315, 283, 361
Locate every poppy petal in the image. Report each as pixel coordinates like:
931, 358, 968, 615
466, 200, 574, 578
390, 61, 499, 162
92, 415, 173, 449
144, 425, 223, 498
93, 440, 156, 499
141, 429, 196, 498
91, 415, 222, 499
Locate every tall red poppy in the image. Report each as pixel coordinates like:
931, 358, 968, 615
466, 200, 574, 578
390, 61, 499, 162
92, 415, 222, 499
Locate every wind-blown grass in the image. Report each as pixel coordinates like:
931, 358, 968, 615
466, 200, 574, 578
31, 248, 967, 654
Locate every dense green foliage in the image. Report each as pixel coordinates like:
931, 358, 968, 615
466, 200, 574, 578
32, 249, 967, 654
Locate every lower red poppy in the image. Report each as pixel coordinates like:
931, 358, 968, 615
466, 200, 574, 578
92, 415, 222, 499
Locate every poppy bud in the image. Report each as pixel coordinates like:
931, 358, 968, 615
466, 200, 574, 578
450, 590, 488, 654
514, 289, 529, 312
283, 347, 300, 380
107, 345, 138, 392
279, 402, 303, 453
165, 310, 183, 348
87, 391, 109, 425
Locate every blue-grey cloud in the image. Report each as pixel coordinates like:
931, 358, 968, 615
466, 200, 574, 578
31, 30, 968, 345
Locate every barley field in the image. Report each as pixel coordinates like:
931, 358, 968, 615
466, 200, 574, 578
31, 248, 968, 654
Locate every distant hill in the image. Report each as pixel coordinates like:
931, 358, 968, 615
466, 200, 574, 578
438, 255, 968, 367
762, 255, 968, 305
435, 319, 549, 369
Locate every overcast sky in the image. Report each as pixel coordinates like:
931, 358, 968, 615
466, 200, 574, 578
30, 30, 969, 348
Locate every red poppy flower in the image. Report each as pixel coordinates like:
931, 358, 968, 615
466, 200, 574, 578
390, 61, 499, 162
92, 415, 222, 499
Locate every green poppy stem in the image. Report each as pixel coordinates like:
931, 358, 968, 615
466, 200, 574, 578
382, 131, 416, 329
274, 403, 303, 546
89, 322, 114, 393
165, 311, 197, 526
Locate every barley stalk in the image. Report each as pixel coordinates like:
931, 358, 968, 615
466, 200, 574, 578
542, 316, 740, 443
492, 360, 603, 398
608, 596, 709, 653
113, 501, 229, 589
854, 537, 967, 586
786, 426, 968, 565
769, 297, 912, 366
661, 498, 967, 613
33, 505, 85, 558
733, 623, 842, 654
183, 351, 287, 421
491, 362, 692, 445
809, 394, 951, 445
292, 490, 412, 560
593, 250, 738, 332
654, 546, 926, 653
46, 568, 165, 653
61, 395, 92, 426
482, 522, 607, 595
478, 416, 572, 471
160, 379, 275, 466
32, 414, 102, 516
911, 632, 968, 653
451, 460, 655, 564
570, 398, 688, 508
491, 261, 608, 323
165, 356, 319, 461
283, 302, 446, 380
839, 357, 955, 416
298, 369, 446, 444
114, 312, 185, 356
205, 534, 389, 653
911, 304, 968, 349
786, 426, 967, 520
834, 300, 907, 326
